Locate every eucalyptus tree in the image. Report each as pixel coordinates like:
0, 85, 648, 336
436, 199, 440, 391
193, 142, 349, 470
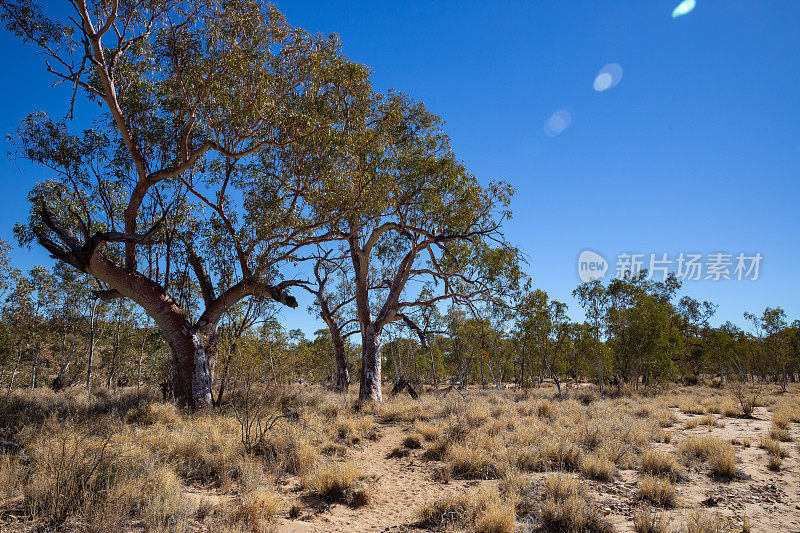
303, 91, 519, 401
2, 0, 369, 407
4, 267, 57, 389
745, 307, 789, 390
517, 289, 571, 396
573, 279, 609, 392
301, 250, 359, 392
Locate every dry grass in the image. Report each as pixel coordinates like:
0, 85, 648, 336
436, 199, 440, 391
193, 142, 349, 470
301, 461, 361, 503
416, 487, 514, 533
683, 510, 733, 533
769, 424, 792, 442
0, 453, 23, 500
537, 473, 610, 532
679, 435, 737, 478
638, 475, 677, 507
761, 436, 787, 457
633, 508, 671, 533
2, 384, 796, 531
582, 452, 616, 481
641, 449, 683, 480
224, 487, 282, 531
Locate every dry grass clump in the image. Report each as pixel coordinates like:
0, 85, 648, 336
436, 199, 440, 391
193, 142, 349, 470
768, 424, 792, 442
403, 433, 423, 449
0, 453, 23, 500
760, 436, 787, 457
679, 435, 737, 478
447, 443, 500, 479
761, 436, 786, 470
638, 475, 677, 507
633, 508, 670, 533
416, 487, 515, 533
536, 473, 610, 532
223, 487, 282, 531
699, 414, 718, 427
582, 452, 616, 481
333, 414, 378, 444
413, 420, 443, 441
126, 402, 182, 426
22, 424, 193, 531
683, 510, 733, 533
640, 449, 684, 481
349, 483, 373, 508
686, 417, 699, 429
541, 437, 584, 472
301, 460, 361, 503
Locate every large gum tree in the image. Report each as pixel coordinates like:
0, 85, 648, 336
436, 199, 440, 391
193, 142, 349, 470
2, 0, 369, 408
305, 92, 521, 402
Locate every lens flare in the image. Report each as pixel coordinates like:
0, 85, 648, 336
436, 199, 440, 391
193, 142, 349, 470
672, 0, 696, 18
593, 63, 623, 92
544, 110, 572, 137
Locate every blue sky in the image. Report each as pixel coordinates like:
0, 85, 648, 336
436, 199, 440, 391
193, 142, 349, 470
1, 0, 798, 333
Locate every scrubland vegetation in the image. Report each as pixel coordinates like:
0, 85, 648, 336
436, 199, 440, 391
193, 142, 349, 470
0, 0, 798, 531
1, 382, 799, 532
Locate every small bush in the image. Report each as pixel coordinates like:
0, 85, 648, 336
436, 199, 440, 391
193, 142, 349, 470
638, 475, 677, 507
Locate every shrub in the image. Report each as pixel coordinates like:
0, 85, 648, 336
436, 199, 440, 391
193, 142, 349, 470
728, 382, 761, 418
638, 475, 677, 507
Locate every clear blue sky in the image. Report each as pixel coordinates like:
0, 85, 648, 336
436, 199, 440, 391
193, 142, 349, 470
1, 0, 798, 333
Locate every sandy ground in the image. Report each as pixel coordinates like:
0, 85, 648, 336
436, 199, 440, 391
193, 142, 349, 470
273, 404, 800, 533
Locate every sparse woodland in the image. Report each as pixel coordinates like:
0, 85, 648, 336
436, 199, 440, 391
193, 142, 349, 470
0, 1, 799, 532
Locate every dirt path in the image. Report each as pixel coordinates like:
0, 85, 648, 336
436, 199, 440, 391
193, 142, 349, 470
278, 424, 475, 533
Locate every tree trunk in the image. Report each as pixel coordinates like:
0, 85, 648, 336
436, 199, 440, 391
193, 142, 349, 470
106, 321, 121, 389
166, 323, 217, 410
8, 347, 22, 392
30, 342, 40, 390
331, 328, 349, 393
359, 323, 382, 402
86, 299, 98, 390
